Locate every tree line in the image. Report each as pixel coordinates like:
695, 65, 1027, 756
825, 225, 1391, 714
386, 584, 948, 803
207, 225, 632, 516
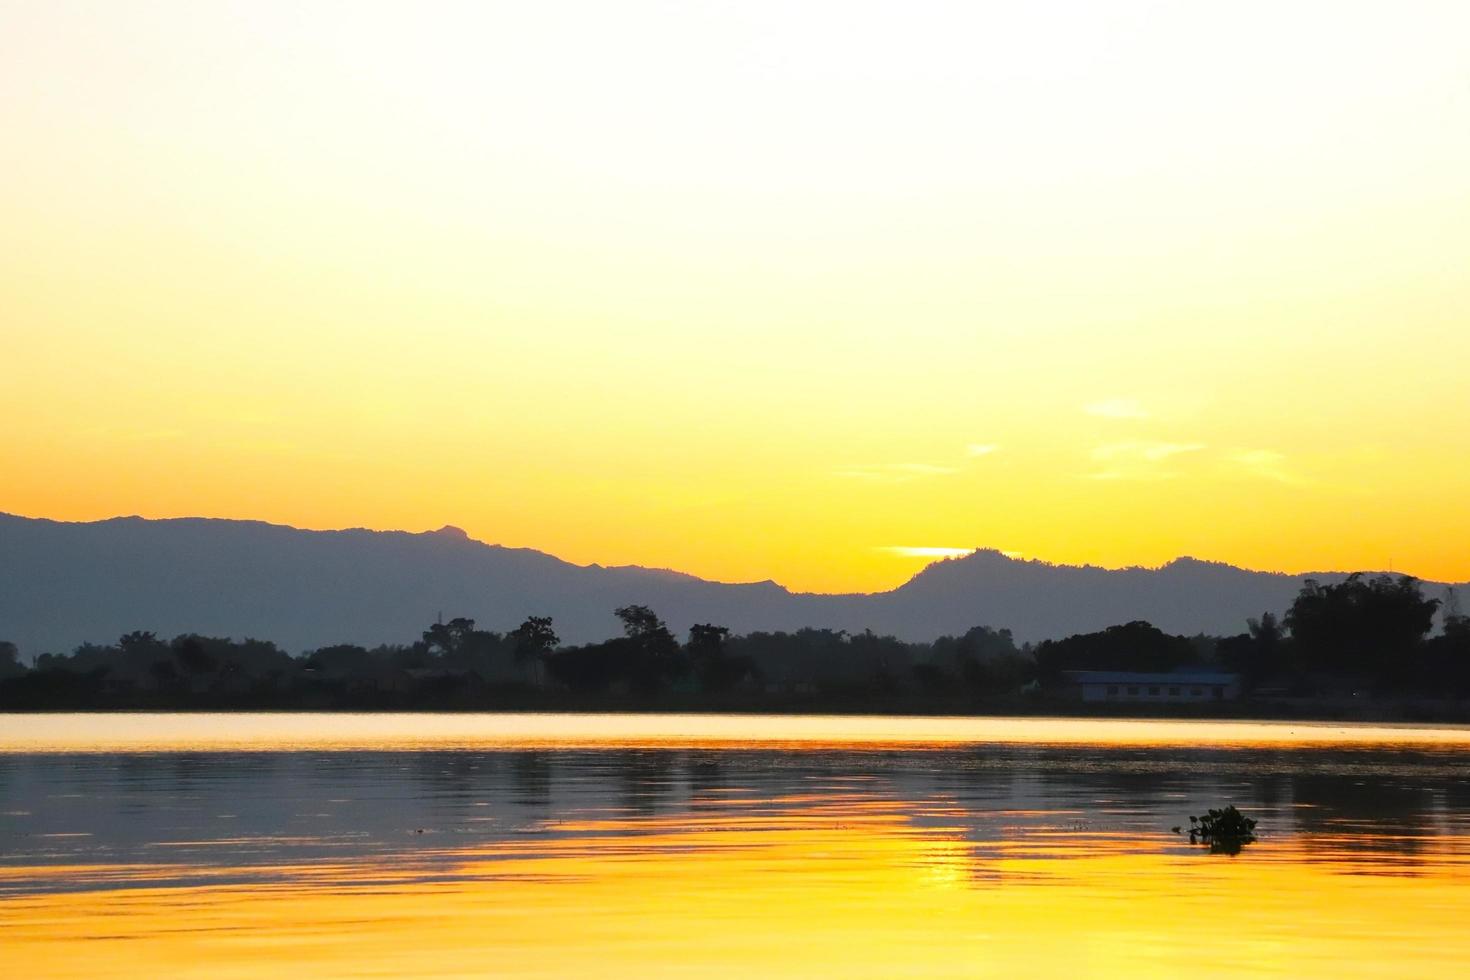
2, 575, 1467, 711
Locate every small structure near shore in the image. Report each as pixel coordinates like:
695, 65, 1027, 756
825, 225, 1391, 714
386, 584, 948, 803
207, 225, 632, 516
1063, 670, 1241, 703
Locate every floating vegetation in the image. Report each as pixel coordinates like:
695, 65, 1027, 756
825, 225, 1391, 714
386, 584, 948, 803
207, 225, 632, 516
1173, 805, 1258, 854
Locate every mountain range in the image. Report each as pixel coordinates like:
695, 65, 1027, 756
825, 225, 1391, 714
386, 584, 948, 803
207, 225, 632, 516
1, 512, 1461, 656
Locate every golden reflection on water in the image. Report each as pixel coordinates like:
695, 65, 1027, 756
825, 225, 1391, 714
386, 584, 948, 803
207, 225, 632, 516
4, 712, 1470, 753
6, 800, 1470, 978
5, 715, 1470, 977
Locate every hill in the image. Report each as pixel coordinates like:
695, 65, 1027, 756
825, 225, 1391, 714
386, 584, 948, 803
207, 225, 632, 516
0, 513, 1459, 655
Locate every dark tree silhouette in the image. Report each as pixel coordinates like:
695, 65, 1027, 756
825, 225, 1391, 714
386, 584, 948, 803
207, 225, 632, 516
614, 606, 674, 646
511, 616, 559, 663
422, 618, 480, 658
687, 624, 730, 659
1218, 612, 1288, 692
119, 630, 164, 653
930, 626, 1033, 694
1286, 575, 1438, 681
1248, 611, 1284, 649
305, 644, 372, 675
148, 658, 179, 686
0, 641, 22, 680
1034, 620, 1197, 681
614, 605, 681, 688
1422, 588, 1470, 695
545, 638, 630, 692
6, 581, 1470, 712
415, 618, 516, 678
687, 624, 757, 693
172, 635, 217, 675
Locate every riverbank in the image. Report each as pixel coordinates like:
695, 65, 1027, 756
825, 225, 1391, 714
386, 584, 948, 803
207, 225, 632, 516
5, 689, 1470, 724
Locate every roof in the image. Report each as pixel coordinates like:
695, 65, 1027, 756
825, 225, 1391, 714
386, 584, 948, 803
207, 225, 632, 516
1063, 670, 1239, 685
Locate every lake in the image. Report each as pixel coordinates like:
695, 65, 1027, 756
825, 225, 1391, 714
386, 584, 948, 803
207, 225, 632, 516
3, 713, 1470, 977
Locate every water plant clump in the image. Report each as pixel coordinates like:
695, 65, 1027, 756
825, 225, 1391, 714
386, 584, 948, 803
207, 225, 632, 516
1174, 805, 1258, 854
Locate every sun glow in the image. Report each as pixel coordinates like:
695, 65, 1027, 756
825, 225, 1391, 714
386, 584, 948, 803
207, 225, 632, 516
3, 1, 1469, 591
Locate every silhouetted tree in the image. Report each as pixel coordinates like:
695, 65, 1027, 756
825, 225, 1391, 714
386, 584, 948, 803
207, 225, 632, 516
1286, 575, 1438, 683
10, 587, 1470, 711
615, 606, 675, 649
729, 628, 850, 690
172, 635, 217, 675
615, 605, 681, 688
148, 658, 179, 687
1034, 621, 1197, 683
687, 624, 730, 660
930, 626, 1032, 694
422, 618, 479, 658
510, 616, 559, 663
119, 630, 165, 654
0, 641, 22, 680
911, 661, 950, 694
1218, 612, 1288, 692
687, 624, 756, 693
104, 630, 171, 683
952, 625, 1020, 661
304, 644, 372, 675
545, 639, 629, 693
1422, 589, 1470, 696
1248, 611, 1285, 649
417, 617, 515, 678
845, 629, 910, 693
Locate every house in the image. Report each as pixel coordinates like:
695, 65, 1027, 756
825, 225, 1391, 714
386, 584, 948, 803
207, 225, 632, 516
1064, 670, 1241, 703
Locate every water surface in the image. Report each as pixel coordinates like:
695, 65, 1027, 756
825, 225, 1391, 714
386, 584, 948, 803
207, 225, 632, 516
3, 713, 1469, 977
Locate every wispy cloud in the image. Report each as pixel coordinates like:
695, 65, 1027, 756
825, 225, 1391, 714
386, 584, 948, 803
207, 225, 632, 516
1228, 449, 1304, 485
1092, 441, 1207, 463
878, 546, 1024, 561
1087, 441, 1206, 480
834, 463, 959, 483
878, 546, 976, 559
966, 443, 1001, 457
1087, 470, 1180, 482
1085, 398, 1149, 420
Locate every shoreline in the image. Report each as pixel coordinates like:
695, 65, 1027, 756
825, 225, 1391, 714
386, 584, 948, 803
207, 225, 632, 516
4, 694, 1470, 725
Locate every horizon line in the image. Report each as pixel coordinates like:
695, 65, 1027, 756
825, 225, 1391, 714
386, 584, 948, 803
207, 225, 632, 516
1, 508, 1457, 594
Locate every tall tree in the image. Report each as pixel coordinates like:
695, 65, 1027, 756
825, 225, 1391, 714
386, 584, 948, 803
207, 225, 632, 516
615, 605, 681, 687
0, 641, 22, 680
1285, 574, 1438, 678
510, 616, 559, 663
687, 624, 729, 660
422, 617, 479, 658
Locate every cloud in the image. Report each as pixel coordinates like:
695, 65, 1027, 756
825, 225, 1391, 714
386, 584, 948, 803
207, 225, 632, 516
966, 443, 1000, 457
1087, 469, 1180, 482
834, 462, 960, 482
1091, 441, 1207, 463
878, 546, 976, 558
1087, 441, 1206, 480
1085, 398, 1149, 420
1228, 449, 1304, 485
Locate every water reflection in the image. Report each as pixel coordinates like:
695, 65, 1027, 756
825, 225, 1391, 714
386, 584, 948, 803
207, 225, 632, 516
3, 716, 1470, 977
6, 744, 1470, 887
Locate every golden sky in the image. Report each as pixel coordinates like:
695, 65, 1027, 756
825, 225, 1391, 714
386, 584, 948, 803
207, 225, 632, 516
3, 1, 1468, 592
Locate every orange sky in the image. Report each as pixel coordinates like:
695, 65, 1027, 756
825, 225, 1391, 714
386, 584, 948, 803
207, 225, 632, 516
3, 2, 1469, 592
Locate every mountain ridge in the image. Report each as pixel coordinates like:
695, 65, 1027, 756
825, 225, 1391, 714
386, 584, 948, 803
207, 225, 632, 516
1, 512, 1460, 656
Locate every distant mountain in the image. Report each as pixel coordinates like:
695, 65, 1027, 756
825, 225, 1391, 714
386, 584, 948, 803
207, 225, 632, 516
1, 513, 1461, 656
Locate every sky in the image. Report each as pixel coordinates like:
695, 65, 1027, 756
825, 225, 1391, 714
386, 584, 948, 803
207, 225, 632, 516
3, 1, 1469, 593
